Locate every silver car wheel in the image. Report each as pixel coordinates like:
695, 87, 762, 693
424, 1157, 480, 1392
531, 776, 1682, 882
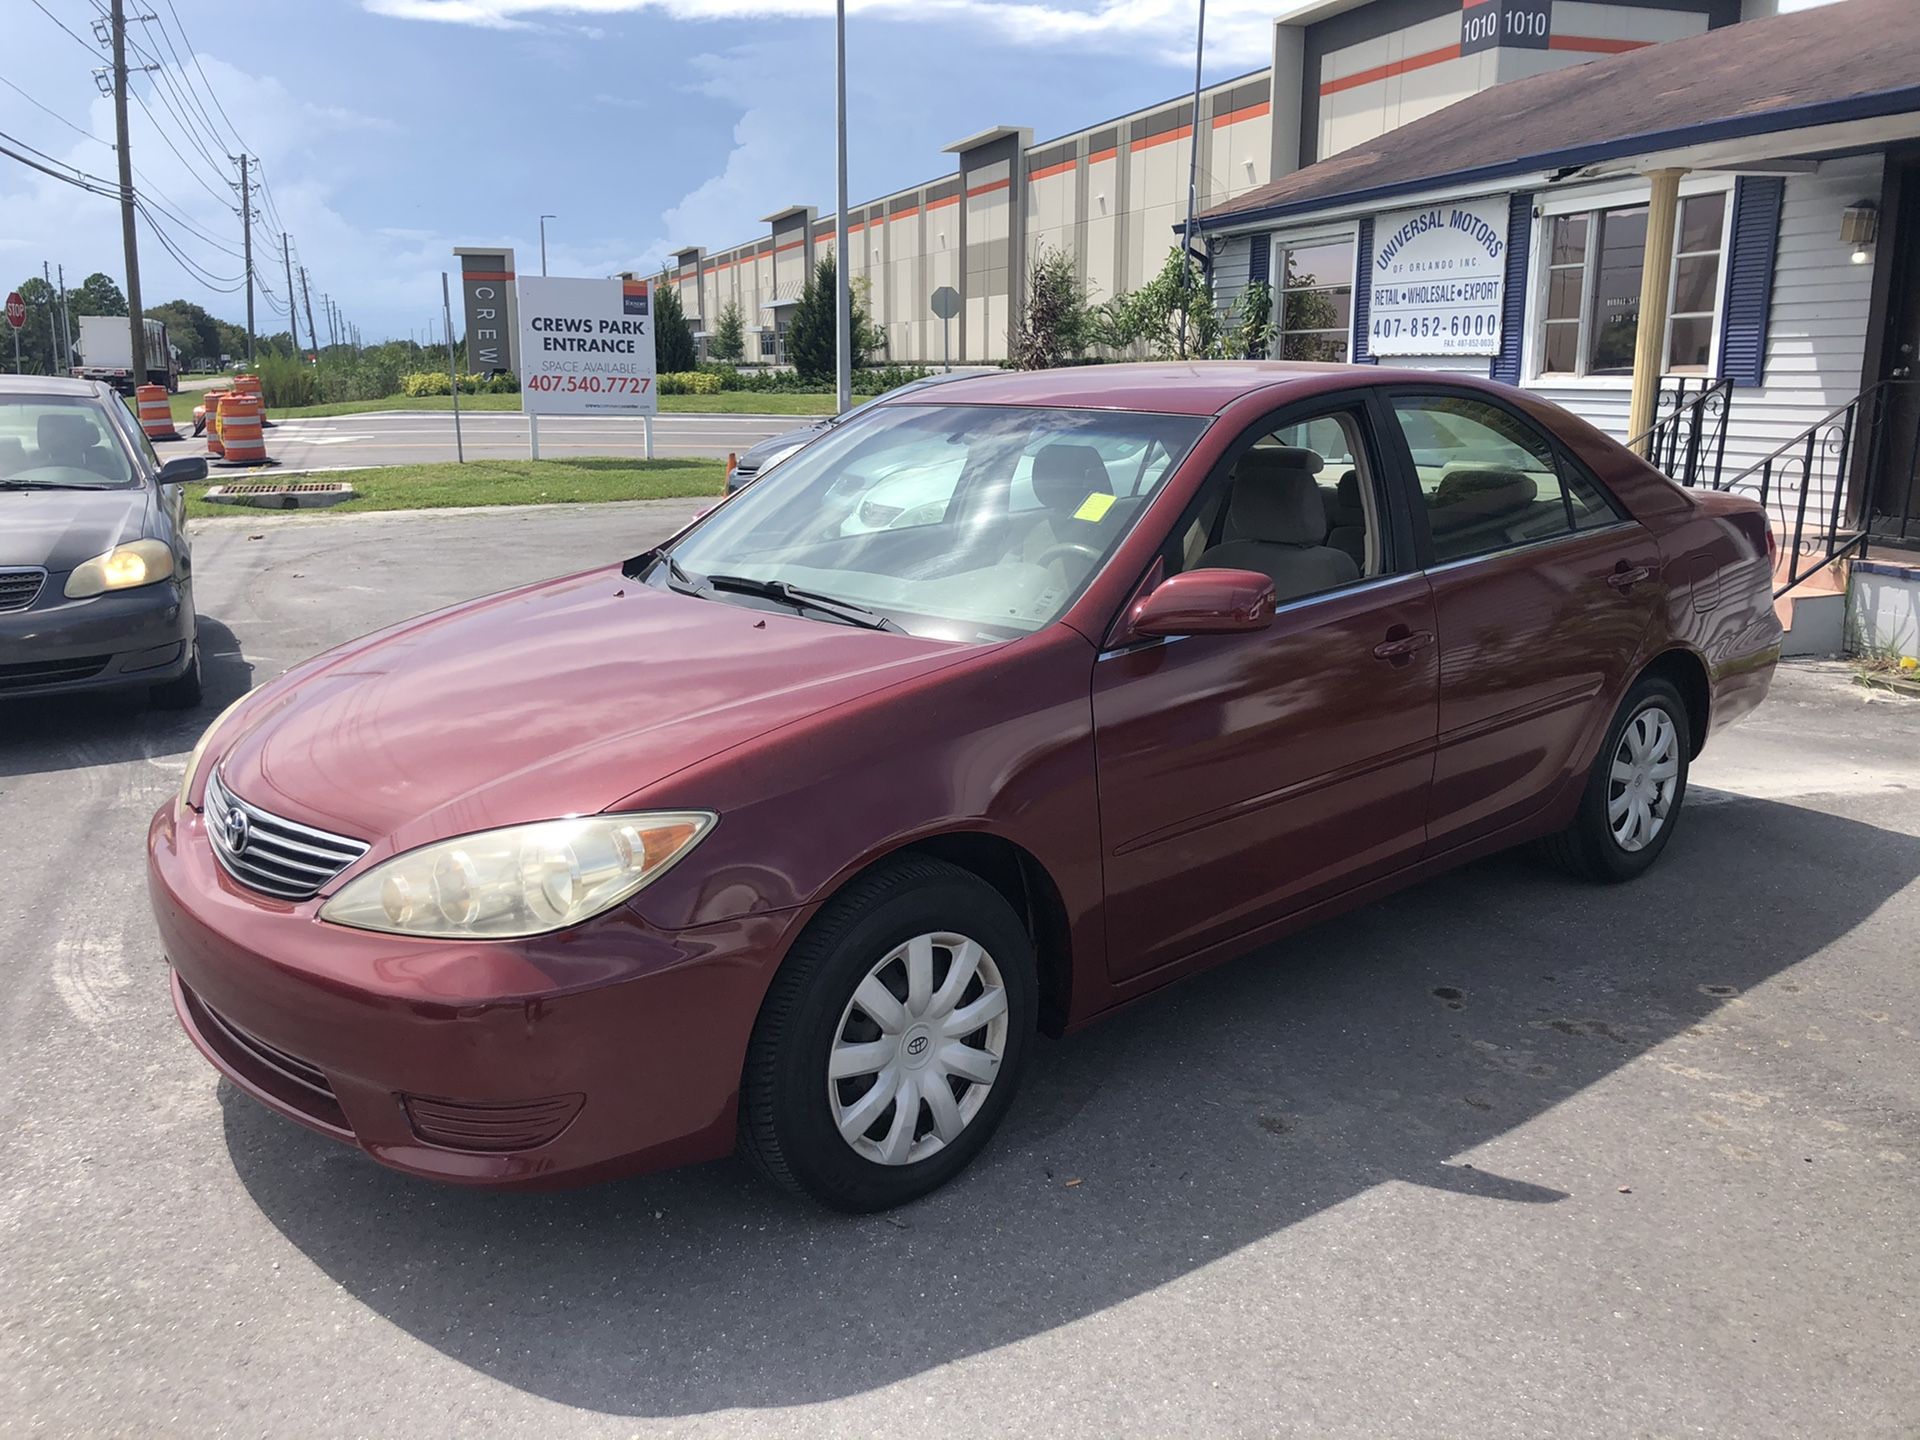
827, 931, 1009, 1167
1607, 704, 1681, 853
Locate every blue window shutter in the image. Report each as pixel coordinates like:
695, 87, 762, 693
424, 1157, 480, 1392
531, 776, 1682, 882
1352, 218, 1375, 364
1718, 176, 1783, 388
1245, 233, 1271, 358
1490, 192, 1532, 385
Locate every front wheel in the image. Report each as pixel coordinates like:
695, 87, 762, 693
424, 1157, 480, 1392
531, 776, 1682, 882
1542, 674, 1690, 882
148, 641, 203, 710
740, 856, 1037, 1211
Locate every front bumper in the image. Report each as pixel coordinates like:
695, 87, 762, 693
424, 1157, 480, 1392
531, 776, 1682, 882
0, 579, 194, 698
148, 800, 800, 1188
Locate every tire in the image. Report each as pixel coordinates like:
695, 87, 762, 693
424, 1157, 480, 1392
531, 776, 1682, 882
1541, 674, 1690, 883
740, 856, 1037, 1212
149, 641, 203, 710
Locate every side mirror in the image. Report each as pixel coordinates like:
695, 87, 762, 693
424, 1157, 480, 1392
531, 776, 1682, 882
157, 455, 208, 486
1128, 568, 1276, 638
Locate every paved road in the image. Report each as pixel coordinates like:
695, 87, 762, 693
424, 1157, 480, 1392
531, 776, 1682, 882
153, 409, 805, 472
4, 504, 1919, 1438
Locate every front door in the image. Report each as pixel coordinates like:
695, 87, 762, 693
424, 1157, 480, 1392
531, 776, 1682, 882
1092, 398, 1439, 988
1869, 157, 1920, 543
1380, 389, 1663, 852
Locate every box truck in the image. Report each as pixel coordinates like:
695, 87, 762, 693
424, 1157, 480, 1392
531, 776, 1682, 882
73, 315, 179, 393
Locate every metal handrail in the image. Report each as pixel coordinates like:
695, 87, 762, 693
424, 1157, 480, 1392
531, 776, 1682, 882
1626, 375, 1734, 491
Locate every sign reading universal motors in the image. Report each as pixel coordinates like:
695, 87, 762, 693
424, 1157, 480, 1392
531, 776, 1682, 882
515, 276, 659, 417
1366, 197, 1510, 358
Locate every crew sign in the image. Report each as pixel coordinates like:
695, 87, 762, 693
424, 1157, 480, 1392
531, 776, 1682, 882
1367, 197, 1509, 358
516, 275, 658, 417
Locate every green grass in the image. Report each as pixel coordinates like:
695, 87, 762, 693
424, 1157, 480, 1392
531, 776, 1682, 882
184, 456, 725, 519
166, 389, 841, 423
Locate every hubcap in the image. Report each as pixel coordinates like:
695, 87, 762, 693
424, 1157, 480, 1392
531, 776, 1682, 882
1607, 704, 1680, 853
827, 931, 1008, 1167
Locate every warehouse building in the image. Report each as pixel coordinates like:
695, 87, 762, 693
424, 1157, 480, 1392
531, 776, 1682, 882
654, 0, 1771, 365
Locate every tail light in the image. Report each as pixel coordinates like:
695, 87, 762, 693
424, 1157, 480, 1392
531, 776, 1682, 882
1764, 523, 1778, 566
725, 451, 737, 485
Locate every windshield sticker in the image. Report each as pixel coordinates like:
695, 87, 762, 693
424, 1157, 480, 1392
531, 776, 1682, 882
1073, 492, 1116, 522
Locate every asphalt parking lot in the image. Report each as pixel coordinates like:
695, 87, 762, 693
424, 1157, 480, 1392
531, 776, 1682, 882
4, 504, 1918, 1438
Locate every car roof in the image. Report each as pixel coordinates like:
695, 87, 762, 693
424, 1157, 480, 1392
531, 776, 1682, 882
868, 361, 1405, 417
0, 375, 109, 399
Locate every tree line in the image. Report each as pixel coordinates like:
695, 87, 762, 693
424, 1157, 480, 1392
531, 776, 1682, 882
5, 271, 290, 374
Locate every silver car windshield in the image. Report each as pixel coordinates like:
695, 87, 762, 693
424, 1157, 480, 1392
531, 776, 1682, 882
667, 403, 1207, 641
0, 397, 137, 490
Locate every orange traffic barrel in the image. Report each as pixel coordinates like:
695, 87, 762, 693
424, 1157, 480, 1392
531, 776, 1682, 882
231, 372, 269, 425
135, 384, 180, 441
203, 390, 228, 457
215, 391, 266, 465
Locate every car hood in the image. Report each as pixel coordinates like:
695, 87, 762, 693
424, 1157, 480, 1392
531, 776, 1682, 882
0, 486, 151, 571
215, 566, 976, 852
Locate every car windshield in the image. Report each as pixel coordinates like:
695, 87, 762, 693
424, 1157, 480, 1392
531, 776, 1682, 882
664, 402, 1208, 641
0, 397, 137, 490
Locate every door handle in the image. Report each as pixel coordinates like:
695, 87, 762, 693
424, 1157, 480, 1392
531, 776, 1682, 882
1372, 629, 1435, 660
1606, 565, 1652, 592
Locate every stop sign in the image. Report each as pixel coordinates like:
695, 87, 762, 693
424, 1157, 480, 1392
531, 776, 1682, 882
3, 292, 23, 330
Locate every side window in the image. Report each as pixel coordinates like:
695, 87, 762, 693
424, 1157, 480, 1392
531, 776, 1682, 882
1173, 406, 1379, 605
1390, 394, 1614, 564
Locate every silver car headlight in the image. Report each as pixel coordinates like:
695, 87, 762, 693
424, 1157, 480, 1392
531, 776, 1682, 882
318, 811, 716, 939
65, 539, 176, 598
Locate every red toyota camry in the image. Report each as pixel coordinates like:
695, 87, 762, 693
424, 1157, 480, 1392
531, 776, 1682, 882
149, 364, 1781, 1211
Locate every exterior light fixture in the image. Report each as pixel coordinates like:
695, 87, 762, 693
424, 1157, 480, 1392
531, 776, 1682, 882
1841, 201, 1878, 264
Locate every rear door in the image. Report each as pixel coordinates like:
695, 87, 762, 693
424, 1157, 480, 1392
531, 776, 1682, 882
1091, 393, 1439, 987
1381, 389, 1663, 852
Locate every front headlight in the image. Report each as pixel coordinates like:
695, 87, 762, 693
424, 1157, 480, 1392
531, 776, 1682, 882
318, 811, 716, 939
65, 539, 176, 598
177, 691, 251, 812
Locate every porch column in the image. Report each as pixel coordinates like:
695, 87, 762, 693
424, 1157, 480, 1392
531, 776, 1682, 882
1628, 168, 1686, 444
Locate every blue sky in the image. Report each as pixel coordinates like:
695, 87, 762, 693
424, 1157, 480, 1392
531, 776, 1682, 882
1, 0, 1300, 343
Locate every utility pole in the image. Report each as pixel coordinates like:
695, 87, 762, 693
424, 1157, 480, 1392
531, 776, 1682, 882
298, 265, 319, 362
54, 264, 74, 371
280, 232, 300, 356
320, 293, 336, 349
234, 154, 255, 365
1178, 0, 1207, 360
109, 0, 146, 380
832, 0, 851, 415
43, 262, 61, 375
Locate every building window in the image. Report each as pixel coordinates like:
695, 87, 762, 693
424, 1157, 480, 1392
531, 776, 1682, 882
1277, 237, 1353, 362
1538, 192, 1727, 378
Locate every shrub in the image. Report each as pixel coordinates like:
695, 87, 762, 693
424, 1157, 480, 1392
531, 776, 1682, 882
256, 354, 320, 409
399, 371, 520, 397
657, 371, 724, 395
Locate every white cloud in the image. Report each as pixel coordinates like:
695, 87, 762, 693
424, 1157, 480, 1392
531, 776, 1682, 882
364, 0, 1286, 66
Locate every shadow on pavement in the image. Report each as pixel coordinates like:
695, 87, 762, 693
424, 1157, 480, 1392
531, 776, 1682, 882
0, 616, 253, 779
224, 791, 1920, 1417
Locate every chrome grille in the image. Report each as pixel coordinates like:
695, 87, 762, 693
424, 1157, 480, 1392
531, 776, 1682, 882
0, 567, 46, 614
204, 768, 369, 901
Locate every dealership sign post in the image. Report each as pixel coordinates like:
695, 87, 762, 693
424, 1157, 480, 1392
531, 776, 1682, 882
453, 248, 520, 376
515, 275, 658, 460
1366, 197, 1509, 358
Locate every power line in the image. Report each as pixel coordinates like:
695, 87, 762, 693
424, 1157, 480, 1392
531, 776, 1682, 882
159, 0, 252, 155
135, 8, 235, 160
0, 75, 112, 150
136, 196, 245, 289
0, 134, 119, 197
28, 0, 103, 58
127, 89, 231, 206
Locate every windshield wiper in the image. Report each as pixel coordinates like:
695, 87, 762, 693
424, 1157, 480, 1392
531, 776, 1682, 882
0, 481, 105, 492
705, 574, 906, 633
625, 546, 707, 595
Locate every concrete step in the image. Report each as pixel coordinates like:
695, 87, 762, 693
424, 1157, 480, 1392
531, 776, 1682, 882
1771, 550, 1849, 656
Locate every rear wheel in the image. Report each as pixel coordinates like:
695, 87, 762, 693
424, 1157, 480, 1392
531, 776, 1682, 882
1542, 674, 1690, 882
740, 856, 1036, 1212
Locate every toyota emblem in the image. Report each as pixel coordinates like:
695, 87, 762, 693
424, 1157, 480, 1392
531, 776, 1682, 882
905, 1035, 930, 1056
224, 806, 250, 855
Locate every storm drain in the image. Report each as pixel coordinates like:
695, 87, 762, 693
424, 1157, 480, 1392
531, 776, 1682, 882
203, 481, 357, 510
